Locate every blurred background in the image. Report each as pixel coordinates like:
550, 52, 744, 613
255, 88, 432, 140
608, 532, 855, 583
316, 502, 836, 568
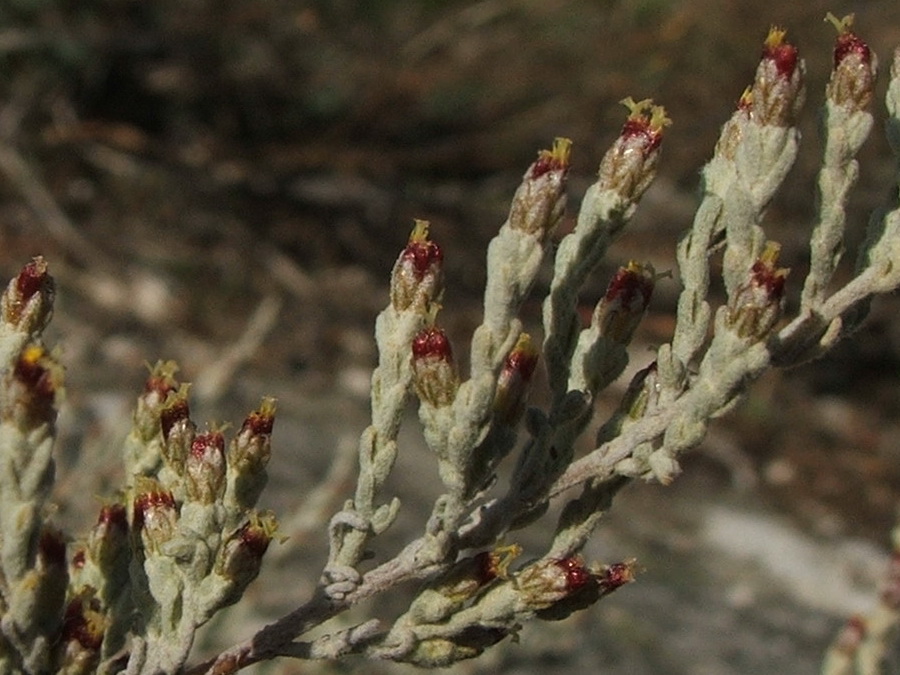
2, 1, 900, 673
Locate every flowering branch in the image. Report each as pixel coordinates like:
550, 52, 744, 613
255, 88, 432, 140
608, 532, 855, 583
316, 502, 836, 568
1, 14, 899, 675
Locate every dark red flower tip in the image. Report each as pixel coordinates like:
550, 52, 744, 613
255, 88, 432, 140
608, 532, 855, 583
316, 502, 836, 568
97, 503, 128, 533
191, 431, 226, 460
504, 349, 538, 382
241, 399, 276, 436
132, 488, 176, 530
400, 220, 443, 281
598, 560, 637, 594
530, 137, 572, 179
619, 98, 670, 154
143, 361, 179, 397
236, 519, 272, 558
144, 375, 177, 398
412, 326, 453, 361
763, 27, 799, 78
750, 256, 787, 299
159, 397, 190, 440
554, 556, 593, 593
604, 261, 655, 306
16, 257, 51, 302
834, 30, 871, 69
827, 13, 872, 69
62, 593, 104, 651
502, 334, 539, 378
14, 344, 55, 396
13, 345, 58, 421
39, 527, 67, 567
72, 548, 86, 569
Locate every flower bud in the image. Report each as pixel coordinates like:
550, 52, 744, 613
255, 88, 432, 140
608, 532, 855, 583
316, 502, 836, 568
87, 502, 130, 573
216, 511, 277, 603
61, 587, 106, 674
132, 477, 178, 554
126, 361, 178, 447
825, 13, 876, 112
493, 334, 539, 426
185, 429, 227, 504
593, 261, 656, 344
226, 398, 276, 513
435, 544, 521, 606
596, 559, 637, 596
390, 220, 443, 313
508, 137, 571, 240
159, 385, 195, 473
1, 256, 54, 334
412, 326, 458, 407
516, 555, 637, 617
598, 98, 670, 202
12, 526, 69, 633
230, 397, 275, 474
750, 27, 805, 126
514, 555, 593, 611
725, 241, 789, 340
5, 343, 63, 429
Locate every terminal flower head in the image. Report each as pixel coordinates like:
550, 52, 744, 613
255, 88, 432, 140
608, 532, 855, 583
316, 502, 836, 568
132, 476, 178, 553
390, 220, 444, 313
594, 261, 656, 344
412, 325, 459, 407
230, 397, 276, 473
493, 333, 539, 426
509, 137, 571, 240
598, 98, 670, 202
825, 12, 876, 111
186, 428, 227, 504
751, 27, 805, 126
726, 241, 789, 340
7, 343, 62, 428
1, 256, 55, 333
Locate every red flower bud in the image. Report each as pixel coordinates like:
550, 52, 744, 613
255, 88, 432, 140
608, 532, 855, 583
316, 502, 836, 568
230, 397, 275, 473
825, 13, 876, 112
159, 395, 190, 442
750, 27, 805, 126
186, 429, 227, 504
216, 511, 277, 603
390, 220, 444, 312
493, 333, 539, 426
412, 326, 458, 407
596, 559, 638, 596
594, 261, 656, 344
87, 502, 130, 572
6, 343, 62, 428
515, 555, 592, 610
598, 98, 669, 201
62, 587, 106, 653
132, 477, 178, 553
509, 137, 571, 239
158, 385, 195, 473
129, 361, 182, 451
726, 242, 789, 340
434, 545, 522, 606
38, 525, 67, 569
1, 256, 55, 334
